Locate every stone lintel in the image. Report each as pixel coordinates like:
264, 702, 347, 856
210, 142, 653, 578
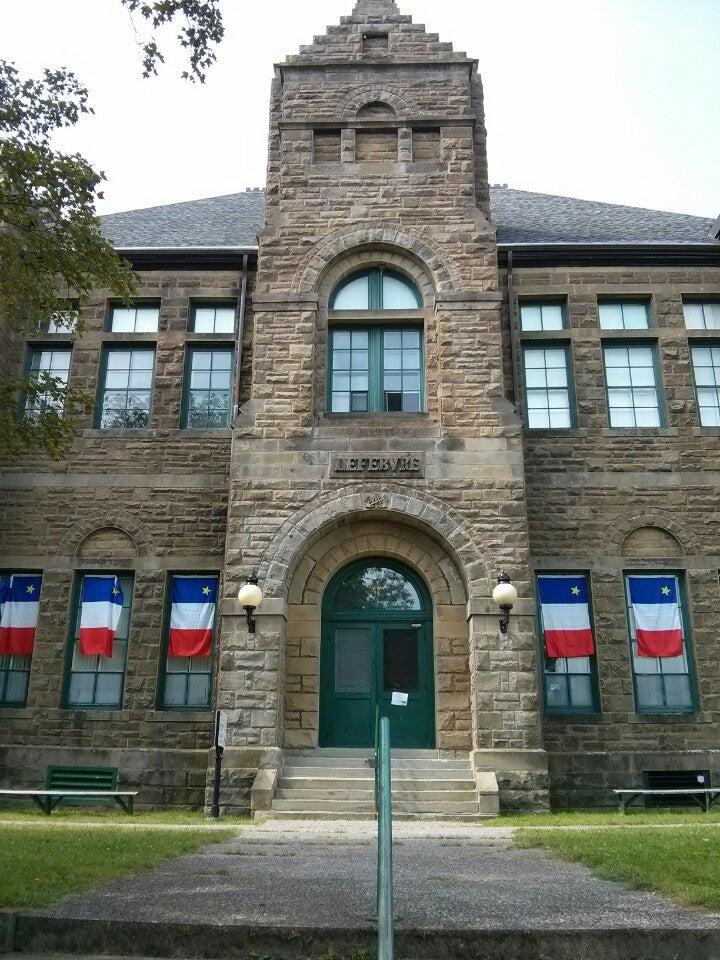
472, 748, 549, 775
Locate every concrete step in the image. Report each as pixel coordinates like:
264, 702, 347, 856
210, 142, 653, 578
276, 787, 479, 802
278, 777, 476, 792
281, 765, 472, 779
285, 756, 470, 769
300, 748, 444, 759
272, 798, 481, 815
264, 810, 492, 822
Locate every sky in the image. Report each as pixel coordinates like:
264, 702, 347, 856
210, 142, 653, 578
1, 0, 718, 218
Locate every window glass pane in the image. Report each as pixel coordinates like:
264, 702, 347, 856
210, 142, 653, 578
524, 347, 572, 430
187, 672, 211, 706
622, 304, 649, 329
663, 675, 692, 708
48, 306, 78, 333
335, 628, 371, 693
333, 275, 369, 310
213, 308, 236, 333
541, 304, 564, 330
605, 345, 660, 428
545, 674, 569, 709
691, 345, 720, 426
5, 670, 28, 704
334, 564, 422, 612
520, 305, 542, 331
599, 303, 623, 329
683, 303, 705, 329
382, 274, 420, 309
569, 675, 593, 708
25, 348, 72, 417
383, 628, 419, 691
111, 308, 136, 332
636, 675, 664, 708
135, 308, 160, 332
163, 674, 187, 707
94, 673, 122, 706
183, 349, 233, 429
68, 674, 95, 705
706, 304, 720, 329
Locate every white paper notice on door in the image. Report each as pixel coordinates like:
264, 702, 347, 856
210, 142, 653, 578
391, 692, 409, 707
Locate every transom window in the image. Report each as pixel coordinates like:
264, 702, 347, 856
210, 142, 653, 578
522, 345, 574, 429
109, 304, 159, 333
97, 346, 155, 429
603, 344, 662, 428
182, 347, 234, 429
329, 327, 423, 413
190, 302, 236, 334
520, 302, 566, 332
683, 301, 720, 330
331, 563, 424, 613
598, 301, 650, 330
330, 269, 421, 311
25, 347, 72, 417
690, 344, 720, 426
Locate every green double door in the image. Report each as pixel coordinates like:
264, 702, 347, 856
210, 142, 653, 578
319, 560, 435, 749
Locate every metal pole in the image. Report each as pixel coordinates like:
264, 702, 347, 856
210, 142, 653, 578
210, 746, 223, 819
377, 716, 393, 960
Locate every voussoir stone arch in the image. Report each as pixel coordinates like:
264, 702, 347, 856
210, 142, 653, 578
295, 227, 457, 297
610, 515, 692, 555
71, 521, 147, 560
621, 525, 683, 559
260, 487, 486, 602
288, 520, 465, 607
347, 87, 409, 118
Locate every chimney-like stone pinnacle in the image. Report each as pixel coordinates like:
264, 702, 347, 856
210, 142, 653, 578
352, 0, 400, 17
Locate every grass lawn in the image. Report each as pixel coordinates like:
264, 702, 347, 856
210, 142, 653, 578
517, 825, 720, 910
0, 806, 250, 825
488, 807, 720, 827
1, 824, 236, 909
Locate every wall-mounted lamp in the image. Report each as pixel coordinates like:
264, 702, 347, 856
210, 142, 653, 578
492, 572, 518, 635
238, 573, 263, 634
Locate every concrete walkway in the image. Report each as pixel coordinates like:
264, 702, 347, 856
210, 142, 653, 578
32, 817, 720, 931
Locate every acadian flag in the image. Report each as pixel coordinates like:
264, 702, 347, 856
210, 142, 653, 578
0, 574, 42, 655
79, 576, 124, 657
628, 575, 684, 659
538, 575, 595, 659
168, 576, 218, 657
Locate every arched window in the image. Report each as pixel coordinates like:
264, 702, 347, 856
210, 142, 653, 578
328, 268, 424, 414
330, 268, 422, 311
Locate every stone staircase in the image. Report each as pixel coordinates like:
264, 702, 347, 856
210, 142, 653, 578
268, 749, 498, 821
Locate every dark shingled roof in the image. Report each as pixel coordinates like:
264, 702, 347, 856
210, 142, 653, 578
100, 186, 718, 250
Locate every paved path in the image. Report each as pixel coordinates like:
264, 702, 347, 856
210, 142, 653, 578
33, 817, 720, 931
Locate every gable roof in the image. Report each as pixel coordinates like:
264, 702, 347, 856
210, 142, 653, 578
100, 185, 718, 251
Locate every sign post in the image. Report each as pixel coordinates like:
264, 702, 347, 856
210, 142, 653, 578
210, 710, 227, 819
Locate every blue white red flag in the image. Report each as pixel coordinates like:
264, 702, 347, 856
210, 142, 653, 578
0, 574, 42, 655
168, 576, 217, 657
628, 575, 683, 658
538, 575, 595, 658
79, 576, 124, 657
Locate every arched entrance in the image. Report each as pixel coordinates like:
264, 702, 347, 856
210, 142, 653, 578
319, 558, 435, 748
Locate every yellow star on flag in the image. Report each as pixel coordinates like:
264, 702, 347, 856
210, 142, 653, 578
112, 587, 120, 596
202, 586, 211, 596
661, 585, 671, 596
26, 584, 35, 594
570, 586, 581, 597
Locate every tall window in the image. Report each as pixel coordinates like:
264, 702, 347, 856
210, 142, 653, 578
603, 344, 663, 427
536, 574, 599, 713
25, 347, 72, 417
625, 573, 696, 713
690, 344, 720, 426
522, 345, 575, 429
683, 301, 720, 330
65, 575, 133, 709
330, 269, 421, 311
97, 346, 155, 429
598, 301, 650, 330
0, 571, 41, 707
329, 328, 423, 413
190, 303, 236, 334
159, 574, 218, 709
519, 302, 566, 332
182, 347, 234, 428
109, 304, 159, 333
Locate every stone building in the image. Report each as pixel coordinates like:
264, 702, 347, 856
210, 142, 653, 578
1, 0, 720, 814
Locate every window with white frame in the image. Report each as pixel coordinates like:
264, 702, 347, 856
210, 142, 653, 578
109, 305, 159, 333
683, 301, 720, 330
519, 302, 565, 332
189, 303, 236, 334
603, 344, 662, 427
599, 301, 650, 330
25, 347, 72, 418
690, 343, 720, 426
522, 345, 574, 429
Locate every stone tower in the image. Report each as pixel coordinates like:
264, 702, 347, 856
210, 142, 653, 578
215, 0, 549, 811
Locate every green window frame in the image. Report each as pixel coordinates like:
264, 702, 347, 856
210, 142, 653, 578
96, 345, 155, 429
63, 574, 133, 710
0, 569, 40, 708
47, 301, 79, 334
330, 268, 422, 310
108, 304, 160, 333
690, 342, 720, 426
519, 301, 566, 332
624, 572, 698, 714
536, 573, 600, 715
522, 343, 576, 429
598, 300, 651, 330
24, 346, 72, 418
603, 342, 665, 428
189, 302, 237, 334
157, 573, 219, 711
328, 326, 424, 413
683, 301, 720, 330
181, 346, 234, 429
